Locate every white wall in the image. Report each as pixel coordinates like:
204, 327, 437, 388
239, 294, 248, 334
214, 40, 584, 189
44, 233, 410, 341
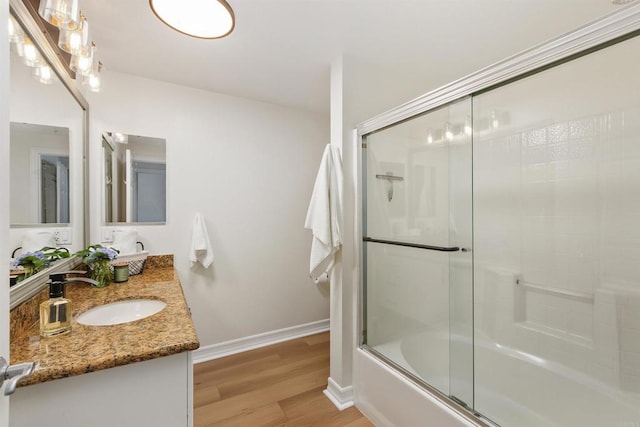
88, 71, 330, 346
329, 54, 439, 408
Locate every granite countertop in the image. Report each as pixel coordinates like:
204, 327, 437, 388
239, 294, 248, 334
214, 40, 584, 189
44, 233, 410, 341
10, 265, 200, 386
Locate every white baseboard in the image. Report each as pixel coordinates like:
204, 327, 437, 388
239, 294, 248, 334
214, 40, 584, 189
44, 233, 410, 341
324, 377, 354, 410
192, 319, 330, 364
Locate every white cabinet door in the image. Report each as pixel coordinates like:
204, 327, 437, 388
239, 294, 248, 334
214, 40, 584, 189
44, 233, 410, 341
10, 353, 191, 427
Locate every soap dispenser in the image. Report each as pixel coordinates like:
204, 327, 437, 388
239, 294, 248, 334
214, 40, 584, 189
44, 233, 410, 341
39, 273, 72, 337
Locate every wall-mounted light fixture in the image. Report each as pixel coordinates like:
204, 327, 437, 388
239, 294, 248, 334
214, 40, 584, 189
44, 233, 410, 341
149, 0, 235, 39
23, 0, 105, 91
424, 111, 510, 146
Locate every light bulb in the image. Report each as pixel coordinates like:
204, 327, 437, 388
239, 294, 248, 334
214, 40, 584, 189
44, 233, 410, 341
69, 31, 81, 50
464, 116, 472, 136
113, 133, 128, 144
77, 56, 92, 72
88, 74, 101, 91
70, 43, 94, 75
427, 131, 433, 144
58, 14, 89, 55
13, 39, 25, 57
83, 60, 103, 92
33, 65, 54, 84
23, 38, 41, 67
40, 65, 52, 81
445, 123, 454, 141
491, 111, 500, 129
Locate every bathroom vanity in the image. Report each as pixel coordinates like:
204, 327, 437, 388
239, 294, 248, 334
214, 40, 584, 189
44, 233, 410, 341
8, 256, 199, 427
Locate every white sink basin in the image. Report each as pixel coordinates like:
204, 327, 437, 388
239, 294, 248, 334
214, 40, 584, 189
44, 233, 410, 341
76, 299, 166, 326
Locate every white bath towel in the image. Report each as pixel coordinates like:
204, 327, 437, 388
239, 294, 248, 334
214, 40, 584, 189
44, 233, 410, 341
304, 144, 343, 282
190, 213, 214, 268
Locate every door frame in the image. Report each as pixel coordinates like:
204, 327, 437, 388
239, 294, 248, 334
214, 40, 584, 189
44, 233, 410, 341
29, 147, 69, 224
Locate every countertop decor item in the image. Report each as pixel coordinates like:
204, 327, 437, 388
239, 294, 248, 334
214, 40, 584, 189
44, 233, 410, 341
113, 263, 129, 283
110, 246, 148, 276
12, 251, 48, 282
75, 244, 119, 288
10, 247, 70, 284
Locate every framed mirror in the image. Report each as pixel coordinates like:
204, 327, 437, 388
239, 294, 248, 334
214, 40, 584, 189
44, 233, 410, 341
102, 132, 167, 224
9, 0, 89, 308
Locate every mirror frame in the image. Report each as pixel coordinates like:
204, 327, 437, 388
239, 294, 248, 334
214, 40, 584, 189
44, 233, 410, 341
9, 0, 89, 309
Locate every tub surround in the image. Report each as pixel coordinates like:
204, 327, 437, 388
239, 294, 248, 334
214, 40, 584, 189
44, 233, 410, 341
10, 254, 199, 387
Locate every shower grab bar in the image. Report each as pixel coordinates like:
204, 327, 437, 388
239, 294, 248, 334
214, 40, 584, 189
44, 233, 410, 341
363, 237, 460, 252
375, 174, 404, 181
515, 278, 594, 303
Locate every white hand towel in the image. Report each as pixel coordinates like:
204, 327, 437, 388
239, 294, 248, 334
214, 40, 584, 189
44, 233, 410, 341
22, 230, 57, 252
190, 213, 214, 268
111, 229, 138, 255
304, 144, 343, 282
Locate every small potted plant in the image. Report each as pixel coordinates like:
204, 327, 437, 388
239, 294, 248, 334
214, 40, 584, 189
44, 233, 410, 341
75, 244, 119, 288
12, 251, 48, 282
41, 246, 71, 263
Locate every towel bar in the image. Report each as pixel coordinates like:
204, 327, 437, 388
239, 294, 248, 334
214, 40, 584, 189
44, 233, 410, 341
363, 237, 460, 252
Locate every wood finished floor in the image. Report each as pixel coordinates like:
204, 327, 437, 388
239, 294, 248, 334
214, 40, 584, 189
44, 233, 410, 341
194, 332, 374, 427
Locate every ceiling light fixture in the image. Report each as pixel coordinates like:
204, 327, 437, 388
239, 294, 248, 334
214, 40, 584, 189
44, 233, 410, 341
149, 0, 235, 39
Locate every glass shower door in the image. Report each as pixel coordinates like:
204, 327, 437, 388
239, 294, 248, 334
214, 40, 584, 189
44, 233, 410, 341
473, 34, 640, 427
362, 97, 473, 406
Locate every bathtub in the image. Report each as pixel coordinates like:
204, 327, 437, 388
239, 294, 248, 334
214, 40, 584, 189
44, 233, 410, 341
390, 330, 640, 427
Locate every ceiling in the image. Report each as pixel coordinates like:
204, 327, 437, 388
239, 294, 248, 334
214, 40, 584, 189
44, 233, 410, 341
80, 0, 624, 114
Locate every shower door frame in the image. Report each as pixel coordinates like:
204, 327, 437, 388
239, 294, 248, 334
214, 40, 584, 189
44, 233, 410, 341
355, 4, 640, 426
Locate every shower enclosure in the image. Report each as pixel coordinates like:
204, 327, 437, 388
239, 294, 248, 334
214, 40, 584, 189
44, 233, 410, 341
359, 12, 640, 427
